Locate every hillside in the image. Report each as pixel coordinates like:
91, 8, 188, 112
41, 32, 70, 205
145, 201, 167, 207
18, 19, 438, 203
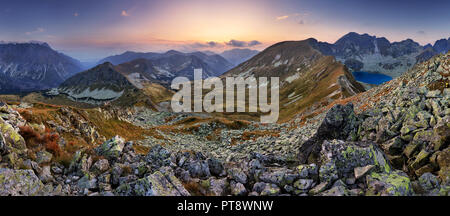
221, 39, 365, 121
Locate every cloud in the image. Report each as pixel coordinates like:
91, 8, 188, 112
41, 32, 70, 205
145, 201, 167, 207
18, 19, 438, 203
417, 30, 426, 35
25, 27, 45, 35
74, 12, 79, 17
276, 15, 289, 20
225, 39, 262, 47
189, 41, 223, 49
298, 20, 305, 25
121, 10, 130, 17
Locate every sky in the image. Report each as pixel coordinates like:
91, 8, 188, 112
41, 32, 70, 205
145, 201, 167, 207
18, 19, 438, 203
0, 0, 449, 61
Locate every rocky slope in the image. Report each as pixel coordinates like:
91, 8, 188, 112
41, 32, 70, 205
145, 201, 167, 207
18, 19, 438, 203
0, 52, 447, 197
222, 38, 365, 121
0, 42, 83, 93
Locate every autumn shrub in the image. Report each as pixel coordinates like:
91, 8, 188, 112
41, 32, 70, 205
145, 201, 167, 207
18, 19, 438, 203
19, 125, 62, 156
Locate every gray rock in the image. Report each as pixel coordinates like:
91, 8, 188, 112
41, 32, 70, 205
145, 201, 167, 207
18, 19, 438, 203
209, 178, 228, 196
92, 159, 110, 174
96, 135, 125, 160
231, 181, 247, 196
354, 165, 375, 179
418, 172, 440, 194
35, 150, 53, 164
0, 168, 44, 196
293, 179, 315, 190
228, 168, 247, 184
38, 166, 54, 183
207, 158, 224, 176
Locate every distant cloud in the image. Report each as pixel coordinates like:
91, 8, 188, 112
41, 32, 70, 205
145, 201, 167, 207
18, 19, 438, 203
417, 30, 426, 35
189, 41, 223, 48
276, 12, 307, 21
298, 20, 305, 25
74, 12, 79, 17
226, 39, 262, 47
276, 15, 289, 20
121, 10, 130, 17
25, 27, 45, 35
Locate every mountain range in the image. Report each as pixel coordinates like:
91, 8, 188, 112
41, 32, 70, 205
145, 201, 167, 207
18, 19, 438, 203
1, 33, 449, 96
309, 32, 450, 78
0, 42, 84, 93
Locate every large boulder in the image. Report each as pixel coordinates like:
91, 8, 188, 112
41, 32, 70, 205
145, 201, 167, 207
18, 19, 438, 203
0, 168, 44, 196
0, 118, 26, 152
319, 140, 392, 181
366, 171, 415, 196
116, 167, 190, 196
95, 135, 125, 160
298, 103, 361, 163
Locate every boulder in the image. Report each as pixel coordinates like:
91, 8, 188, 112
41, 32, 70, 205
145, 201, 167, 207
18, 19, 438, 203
96, 135, 125, 160
366, 171, 414, 196
320, 140, 392, 179
116, 168, 190, 196
0, 168, 44, 196
298, 103, 361, 163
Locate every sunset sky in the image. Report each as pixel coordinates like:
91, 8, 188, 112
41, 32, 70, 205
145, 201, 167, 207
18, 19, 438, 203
1, 0, 449, 61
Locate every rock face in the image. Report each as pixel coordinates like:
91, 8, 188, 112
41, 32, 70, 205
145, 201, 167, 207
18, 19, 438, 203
0, 42, 83, 93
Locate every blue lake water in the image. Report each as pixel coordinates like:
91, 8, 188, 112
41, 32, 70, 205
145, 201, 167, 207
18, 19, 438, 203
352, 71, 393, 85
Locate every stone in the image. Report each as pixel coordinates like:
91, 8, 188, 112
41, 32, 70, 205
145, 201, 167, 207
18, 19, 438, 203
187, 161, 211, 178
382, 137, 404, 155
117, 169, 190, 196
365, 171, 414, 196
320, 140, 392, 179
228, 168, 247, 184
208, 178, 228, 196
0, 168, 44, 196
260, 184, 280, 196
78, 173, 98, 190
230, 181, 247, 196
293, 179, 315, 191
207, 158, 224, 176
91, 159, 110, 174
309, 182, 328, 195
409, 150, 431, 170
36, 150, 53, 164
403, 142, 420, 159
96, 135, 125, 160
298, 103, 361, 163
418, 172, 440, 194
319, 186, 348, 196
38, 166, 54, 183
354, 165, 375, 179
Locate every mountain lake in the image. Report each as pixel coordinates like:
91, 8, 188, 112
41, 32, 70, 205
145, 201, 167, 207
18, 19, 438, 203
352, 71, 393, 85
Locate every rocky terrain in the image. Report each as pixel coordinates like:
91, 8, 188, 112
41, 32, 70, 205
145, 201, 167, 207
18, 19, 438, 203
0, 42, 84, 93
0, 52, 448, 196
